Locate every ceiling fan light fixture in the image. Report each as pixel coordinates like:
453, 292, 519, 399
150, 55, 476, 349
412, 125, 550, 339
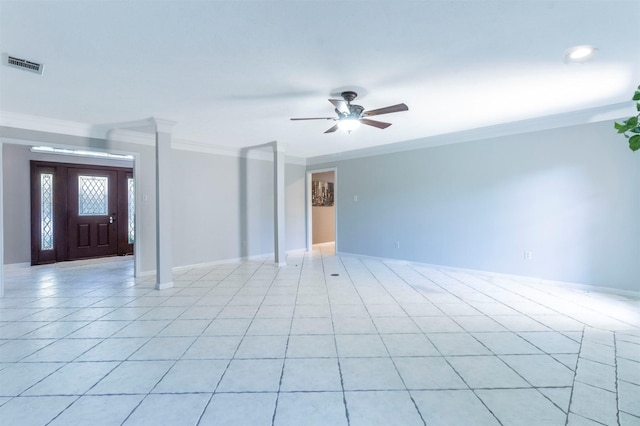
338, 118, 361, 132
290, 90, 408, 134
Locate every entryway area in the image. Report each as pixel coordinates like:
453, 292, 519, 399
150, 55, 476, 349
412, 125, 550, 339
30, 161, 134, 265
307, 168, 336, 252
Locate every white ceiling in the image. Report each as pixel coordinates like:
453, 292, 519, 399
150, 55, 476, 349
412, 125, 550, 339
1, 0, 639, 159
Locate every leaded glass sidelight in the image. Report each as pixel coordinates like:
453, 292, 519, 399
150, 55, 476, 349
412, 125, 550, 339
78, 175, 108, 216
128, 178, 135, 244
40, 173, 54, 250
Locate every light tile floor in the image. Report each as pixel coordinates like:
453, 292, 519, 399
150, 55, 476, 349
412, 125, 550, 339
1, 245, 639, 425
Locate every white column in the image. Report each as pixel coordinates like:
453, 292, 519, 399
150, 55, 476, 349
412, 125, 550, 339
153, 118, 176, 290
0, 141, 4, 298
273, 141, 286, 267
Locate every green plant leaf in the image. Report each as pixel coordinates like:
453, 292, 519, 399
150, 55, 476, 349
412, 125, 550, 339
614, 122, 628, 133
614, 87, 640, 151
616, 124, 629, 133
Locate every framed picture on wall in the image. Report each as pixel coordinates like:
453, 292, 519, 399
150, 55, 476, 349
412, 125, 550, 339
312, 181, 334, 206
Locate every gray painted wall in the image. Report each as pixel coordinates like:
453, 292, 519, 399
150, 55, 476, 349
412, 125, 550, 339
285, 163, 306, 251
310, 121, 640, 292
169, 150, 307, 267
2, 128, 307, 273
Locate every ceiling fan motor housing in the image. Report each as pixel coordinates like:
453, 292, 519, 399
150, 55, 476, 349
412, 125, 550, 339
341, 91, 358, 102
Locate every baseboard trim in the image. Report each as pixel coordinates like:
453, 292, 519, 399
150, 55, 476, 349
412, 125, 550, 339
336, 250, 640, 299
3, 262, 31, 270
137, 248, 308, 277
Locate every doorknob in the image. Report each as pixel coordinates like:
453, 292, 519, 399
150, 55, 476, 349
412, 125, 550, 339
109, 216, 115, 224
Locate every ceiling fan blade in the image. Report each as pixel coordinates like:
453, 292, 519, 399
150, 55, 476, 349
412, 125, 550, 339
328, 99, 349, 114
324, 124, 339, 133
290, 117, 335, 121
360, 118, 392, 129
363, 103, 408, 117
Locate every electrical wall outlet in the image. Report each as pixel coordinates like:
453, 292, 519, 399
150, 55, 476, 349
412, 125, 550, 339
394, 242, 400, 249
524, 250, 532, 260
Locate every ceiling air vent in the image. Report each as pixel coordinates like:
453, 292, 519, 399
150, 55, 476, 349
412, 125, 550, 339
6, 55, 45, 75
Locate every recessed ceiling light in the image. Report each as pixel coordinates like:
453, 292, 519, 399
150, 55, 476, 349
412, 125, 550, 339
565, 45, 597, 63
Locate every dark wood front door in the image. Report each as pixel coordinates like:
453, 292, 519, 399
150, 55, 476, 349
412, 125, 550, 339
67, 168, 119, 260
31, 161, 134, 265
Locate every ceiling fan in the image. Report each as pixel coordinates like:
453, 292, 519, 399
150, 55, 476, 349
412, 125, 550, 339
290, 91, 408, 133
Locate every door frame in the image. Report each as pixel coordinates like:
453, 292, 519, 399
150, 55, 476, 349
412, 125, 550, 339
30, 160, 134, 264
306, 167, 338, 252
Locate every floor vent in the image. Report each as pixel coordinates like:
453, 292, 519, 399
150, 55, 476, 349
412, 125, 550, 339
6, 55, 45, 75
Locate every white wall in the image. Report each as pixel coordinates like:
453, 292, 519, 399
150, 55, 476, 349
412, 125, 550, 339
310, 121, 640, 292
2, 128, 307, 273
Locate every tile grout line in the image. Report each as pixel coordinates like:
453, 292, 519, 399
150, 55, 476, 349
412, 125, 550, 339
195, 258, 279, 426
564, 326, 586, 426
402, 262, 580, 415
114, 262, 249, 426
363, 258, 506, 426
101, 261, 250, 425
271, 253, 304, 426
342, 256, 429, 426
323, 250, 351, 426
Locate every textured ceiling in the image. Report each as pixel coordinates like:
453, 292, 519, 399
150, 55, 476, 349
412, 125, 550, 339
1, 0, 639, 158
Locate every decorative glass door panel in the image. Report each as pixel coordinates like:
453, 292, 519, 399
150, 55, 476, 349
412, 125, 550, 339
78, 175, 109, 216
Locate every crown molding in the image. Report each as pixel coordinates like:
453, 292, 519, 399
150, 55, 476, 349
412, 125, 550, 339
173, 138, 305, 164
106, 128, 155, 146
306, 102, 636, 166
150, 117, 177, 133
1, 101, 633, 167
0, 111, 306, 164
0, 111, 105, 139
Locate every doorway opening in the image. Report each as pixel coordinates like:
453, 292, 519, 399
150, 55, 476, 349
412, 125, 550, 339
306, 168, 337, 254
31, 160, 134, 265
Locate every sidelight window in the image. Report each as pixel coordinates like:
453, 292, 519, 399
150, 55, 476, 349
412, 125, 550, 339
128, 177, 135, 244
40, 173, 54, 250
